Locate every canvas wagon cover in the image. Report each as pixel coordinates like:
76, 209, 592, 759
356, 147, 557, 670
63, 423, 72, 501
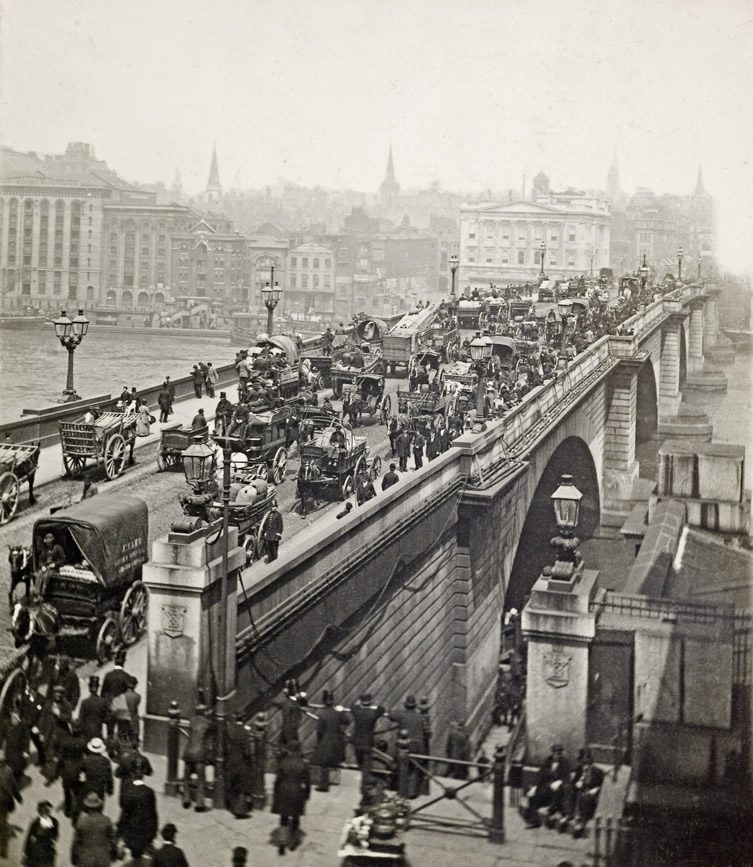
33, 493, 148, 586
354, 318, 387, 340
258, 334, 299, 363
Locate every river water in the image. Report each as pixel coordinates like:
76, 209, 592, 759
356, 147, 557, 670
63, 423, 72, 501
0, 323, 236, 420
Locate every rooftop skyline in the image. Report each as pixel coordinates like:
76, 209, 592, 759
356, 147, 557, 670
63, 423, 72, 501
1, 0, 751, 270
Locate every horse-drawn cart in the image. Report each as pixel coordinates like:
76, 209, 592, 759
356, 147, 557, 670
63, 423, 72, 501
10, 493, 149, 663
59, 411, 137, 480
0, 441, 40, 525
157, 422, 209, 471
296, 421, 368, 511
215, 406, 291, 485
341, 373, 392, 426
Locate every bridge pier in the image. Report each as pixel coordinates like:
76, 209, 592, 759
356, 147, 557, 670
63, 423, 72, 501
703, 286, 736, 365
521, 568, 599, 764
142, 525, 245, 753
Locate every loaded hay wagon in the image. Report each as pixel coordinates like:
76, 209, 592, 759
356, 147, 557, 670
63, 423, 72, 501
59, 410, 137, 480
0, 441, 40, 525
11, 493, 149, 664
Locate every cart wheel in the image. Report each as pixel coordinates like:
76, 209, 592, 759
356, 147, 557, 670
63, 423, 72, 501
243, 535, 257, 565
354, 456, 365, 478
256, 512, 270, 561
371, 455, 382, 480
104, 434, 126, 479
380, 393, 392, 425
0, 667, 27, 728
0, 471, 20, 525
62, 454, 86, 478
315, 374, 325, 391
340, 473, 354, 500
438, 368, 446, 388
119, 581, 148, 646
156, 450, 168, 472
254, 463, 269, 482
96, 617, 119, 665
271, 447, 288, 485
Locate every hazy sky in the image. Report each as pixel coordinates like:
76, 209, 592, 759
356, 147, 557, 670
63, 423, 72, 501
1, 0, 752, 270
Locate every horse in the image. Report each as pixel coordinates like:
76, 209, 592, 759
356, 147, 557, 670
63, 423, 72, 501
10, 599, 62, 684
8, 544, 32, 610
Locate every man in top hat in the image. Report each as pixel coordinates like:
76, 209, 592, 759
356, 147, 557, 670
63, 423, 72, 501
81, 737, 113, 805
214, 391, 234, 436
78, 676, 110, 743
311, 690, 349, 792
118, 768, 159, 863
350, 691, 386, 784
152, 822, 189, 867
521, 743, 571, 828
181, 703, 214, 811
388, 694, 426, 798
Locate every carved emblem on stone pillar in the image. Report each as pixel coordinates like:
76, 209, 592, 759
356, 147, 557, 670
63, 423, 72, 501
161, 604, 187, 638
543, 647, 571, 688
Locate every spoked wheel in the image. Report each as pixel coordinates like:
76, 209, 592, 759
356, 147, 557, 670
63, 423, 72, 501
119, 581, 148, 646
340, 473, 354, 500
370, 455, 382, 480
104, 434, 126, 479
256, 513, 270, 562
63, 454, 87, 478
254, 463, 269, 482
0, 668, 27, 733
243, 534, 257, 565
0, 471, 20, 525
380, 393, 392, 425
354, 456, 365, 478
96, 616, 119, 665
156, 450, 169, 472
271, 447, 287, 485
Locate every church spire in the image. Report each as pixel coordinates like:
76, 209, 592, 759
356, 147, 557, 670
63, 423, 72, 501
385, 143, 396, 182
694, 164, 706, 196
606, 145, 624, 205
380, 142, 400, 203
206, 143, 221, 201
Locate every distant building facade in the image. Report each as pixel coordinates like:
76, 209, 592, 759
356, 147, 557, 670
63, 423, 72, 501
287, 241, 336, 318
459, 192, 611, 288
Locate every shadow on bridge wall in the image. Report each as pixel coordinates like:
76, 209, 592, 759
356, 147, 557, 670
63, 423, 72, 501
637, 361, 658, 446
505, 435, 601, 613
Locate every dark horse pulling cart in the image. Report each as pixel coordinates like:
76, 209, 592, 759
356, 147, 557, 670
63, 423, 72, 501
10, 493, 149, 664
0, 441, 40, 525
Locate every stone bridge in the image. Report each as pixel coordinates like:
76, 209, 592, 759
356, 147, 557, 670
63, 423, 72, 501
145, 283, 732, 752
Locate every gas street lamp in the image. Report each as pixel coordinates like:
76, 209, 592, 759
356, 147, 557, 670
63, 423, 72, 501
677, 246, 684, 282
179, 435, 232, 809
539, 242, 547, 278
449, 254, 459, 301
588, 247, 595, 277
53, 308, 89, 401
469, 332, 493, 421
548, 474, 583, 582
262, 280, 283, 336
638, 254, 649, 292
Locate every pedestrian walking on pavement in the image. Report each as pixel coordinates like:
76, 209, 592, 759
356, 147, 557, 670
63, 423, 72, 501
388, 695, 425, 799
412, 431, 425, 470
263, 502, 283, 563
81, 738, 113, 807
158, 384, 172, 424
0, 752, 23, 859
272, 741, 311, 855
381, 463, 400, 491
78, 676, 110, 743
225, 714, 254, 819
152, 823, 189, 867
165, 377, 176, 415
181, 703, 214, 811
395, 429, 410, 473
117, 770, 158, 865
350, 692, 386, 783
191, 408, 206, 431
22, 799, 59, 867
115, 743, 153, 808
204, 362, 218, 398
51, 719, 86, 821
387, 415, 399, 457
5, 709, 30, 787
191, 366, 203, 399
70, 791, 118, 867
311, 690, 349, 792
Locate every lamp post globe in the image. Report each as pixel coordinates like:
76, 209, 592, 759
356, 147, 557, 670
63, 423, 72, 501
53, 308, 89, 402
551, 474, 582, 534
262, 280, 283, 336
181, 437, 217, 488
639, 254, 649, 291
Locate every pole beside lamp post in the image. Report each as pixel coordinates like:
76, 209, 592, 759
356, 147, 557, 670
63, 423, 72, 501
557, 299, 573, 355
53, 308, 89, 402
677, 246, 684, 282
469, 332, 493, 421
539, 242, 547, 278
638, 254, 649, 293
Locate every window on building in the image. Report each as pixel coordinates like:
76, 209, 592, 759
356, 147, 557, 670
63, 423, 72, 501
313, 258, 320, 269
313, 275, 319, 288
325, 258, 331, 268
290, 257, 296, 268
302, 257, 309, 268
550, 257, 557, 266
501, 255, 509, 265
569, 232, 576, 242
518, 251, 525, 265
141, 247, 149, 256
468, 232, 476, 239
551, 233, 558, 242
468, 256, 475, 263
486, 257, 493, 264
567, 251, 576, 266
324, 275, 331, 288
301, 274, 308, 288
290, 275, 296, 289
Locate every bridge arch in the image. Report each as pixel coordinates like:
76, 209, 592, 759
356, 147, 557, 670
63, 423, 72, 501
505, 435, 600, 612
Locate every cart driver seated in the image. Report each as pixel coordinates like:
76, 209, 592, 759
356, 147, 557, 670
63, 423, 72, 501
227, 403, 250, 443
329, 426, 347, 453
35, 532, 67, 597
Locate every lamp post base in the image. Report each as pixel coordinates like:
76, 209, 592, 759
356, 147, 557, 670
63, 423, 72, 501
59, 390, 81, 403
